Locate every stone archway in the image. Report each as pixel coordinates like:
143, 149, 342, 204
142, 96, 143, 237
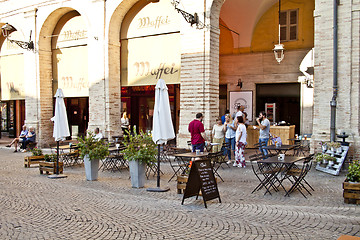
37, 7, 89, 146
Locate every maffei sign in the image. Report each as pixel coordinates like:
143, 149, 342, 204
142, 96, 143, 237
121, 0, 181, 86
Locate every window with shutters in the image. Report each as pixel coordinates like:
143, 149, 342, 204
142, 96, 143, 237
280, 9, 298, 42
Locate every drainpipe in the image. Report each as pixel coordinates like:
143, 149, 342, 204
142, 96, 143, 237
330, 0, 338, 142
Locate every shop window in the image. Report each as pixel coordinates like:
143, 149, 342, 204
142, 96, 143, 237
280, 9, 298, 42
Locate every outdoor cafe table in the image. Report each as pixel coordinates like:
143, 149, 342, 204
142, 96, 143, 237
99, 147, 127, 172
263, 144, 295, 155
255, 155, 306, 196
172, 152, 210, 174
51, 144, 78, 154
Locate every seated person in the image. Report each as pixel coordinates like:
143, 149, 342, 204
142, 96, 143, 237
6, 125, 28, 152
21, 127, 36, 152
94, 127, 103, 141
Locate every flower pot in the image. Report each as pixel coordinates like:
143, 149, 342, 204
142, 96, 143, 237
331, 147, 335, 153
84, 155, 99, 181
321, 145, 327, 153
336, 147, 342, 154
129, 160, 146, 188
322, 159, 328, 165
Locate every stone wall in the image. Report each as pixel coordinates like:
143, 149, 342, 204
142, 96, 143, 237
312, 0, 360, 157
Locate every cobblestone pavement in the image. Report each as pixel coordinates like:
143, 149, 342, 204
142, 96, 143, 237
0, 144, 359, 240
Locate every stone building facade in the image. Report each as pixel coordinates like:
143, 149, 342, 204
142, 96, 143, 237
0, 0, 359, 157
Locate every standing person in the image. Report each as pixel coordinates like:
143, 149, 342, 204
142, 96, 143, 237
221, 110, 230, 124
235, 116, 247, 168
6, 125, 27, 152
235, 105, 244, 118
255, 111, 270, 157
121, 112, 130, 136
211, 118, 225, 152
224, 114, 236, 164
21, 127, 36, 152
188, 113, 207, 152
243, 112, 250, 128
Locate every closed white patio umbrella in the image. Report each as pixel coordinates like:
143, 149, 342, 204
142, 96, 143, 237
49, 88, 70, 178
147, 79, 175, 192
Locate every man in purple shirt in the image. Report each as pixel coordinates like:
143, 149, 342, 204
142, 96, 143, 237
188, 113, 207, 152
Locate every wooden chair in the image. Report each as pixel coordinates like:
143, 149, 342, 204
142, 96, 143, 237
208, 152, 225, 182
167, 148, 189, 182
284, 154, 315, 198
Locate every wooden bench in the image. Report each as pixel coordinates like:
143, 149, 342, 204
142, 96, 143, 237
24, 155, 45, 168
39, 161, 64, 175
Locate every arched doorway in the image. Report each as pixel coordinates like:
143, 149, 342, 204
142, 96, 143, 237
51, 11, 89, 138
0, 24, 26, 138
119, 0, 181, 134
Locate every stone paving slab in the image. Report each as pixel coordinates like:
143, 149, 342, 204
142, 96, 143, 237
0, 146, 359, 240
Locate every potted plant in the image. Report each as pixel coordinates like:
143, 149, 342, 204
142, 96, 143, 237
78, 131, 109, 181
44, 154, 57, 162
24, 147, 45, 168
315, 153, 336, 165
328, 142, 341, 153
123, 128, 157, 188
319, 141, 327, 153
324, 154, 336, 166
343, 160, 360, 204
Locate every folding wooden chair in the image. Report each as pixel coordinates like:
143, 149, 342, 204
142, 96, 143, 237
284, 155, 314, 197
209, 152, 225, 182
250, 153, 283, 195
167, 148, 189, 182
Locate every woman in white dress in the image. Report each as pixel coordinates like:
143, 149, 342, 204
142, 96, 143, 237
235, 116, 247, 168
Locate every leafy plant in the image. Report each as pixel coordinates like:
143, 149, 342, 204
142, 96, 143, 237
324, 154, 336, 162
346, 160, 360, 183
44, 154, 57, 162
77, 131, 109, 161
315, 153, 336, 163
30, 147, 43, 156
122, 127, 157, 165
327, 141, 341, 149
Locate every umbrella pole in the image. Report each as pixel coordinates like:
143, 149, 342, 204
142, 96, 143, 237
56, 141, 59, 174
146, 144, 169, 192
48, 140, 67, 179
157, 144, 160, 187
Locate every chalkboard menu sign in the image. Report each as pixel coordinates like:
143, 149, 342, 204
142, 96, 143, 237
181, 159, 221, 208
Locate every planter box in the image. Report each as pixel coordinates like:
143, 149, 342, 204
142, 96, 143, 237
39, 161, 64, 175
343, 181, 360, 205
24, 155, 45, 168
129, 160, 146, 188
84, 155, 99, 181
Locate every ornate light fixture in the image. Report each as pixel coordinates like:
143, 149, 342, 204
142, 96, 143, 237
1, 23, 34, 51
171, 0, 205, 29
273, 0, 285, 64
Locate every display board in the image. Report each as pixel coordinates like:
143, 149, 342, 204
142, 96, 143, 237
315, 145, 349, 176
181, 159, 221, 208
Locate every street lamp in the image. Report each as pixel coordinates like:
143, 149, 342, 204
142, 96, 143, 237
273, 0, 285, 64
1, 23, 34, 51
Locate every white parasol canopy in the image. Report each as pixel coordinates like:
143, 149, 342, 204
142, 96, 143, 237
152, 79, 175, 144
52, 88, 70, 141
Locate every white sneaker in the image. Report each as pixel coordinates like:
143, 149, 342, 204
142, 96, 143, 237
233, 162, 238, 167
227, 160, 232, 165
